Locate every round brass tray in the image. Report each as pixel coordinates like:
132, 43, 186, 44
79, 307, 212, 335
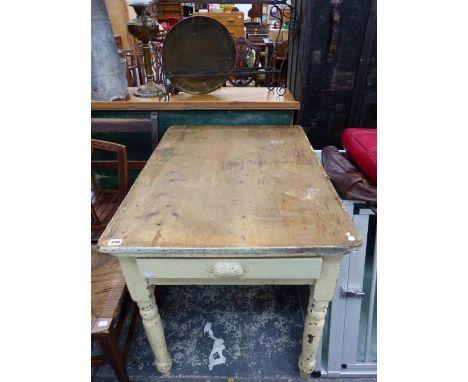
161, 16, 236, 95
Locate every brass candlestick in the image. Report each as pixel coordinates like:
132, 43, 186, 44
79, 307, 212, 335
127, 2, 166, 98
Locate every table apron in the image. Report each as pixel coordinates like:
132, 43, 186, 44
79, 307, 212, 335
136, 257, 323, 285
145, 278, 318, 286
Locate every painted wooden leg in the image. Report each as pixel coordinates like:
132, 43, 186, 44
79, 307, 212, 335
137, 291, 172, 375
298, 295, 329, 378
298, 255, 342, 379
94, 329, 130, 382
118, 258, 172, 375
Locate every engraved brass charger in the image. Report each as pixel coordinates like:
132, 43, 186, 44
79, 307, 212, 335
162, 16, 236, 95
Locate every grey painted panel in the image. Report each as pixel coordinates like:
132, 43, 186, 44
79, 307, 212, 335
341, 214, 369, 364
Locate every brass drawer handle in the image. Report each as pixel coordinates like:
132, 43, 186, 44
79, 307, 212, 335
207, 262, 248, 278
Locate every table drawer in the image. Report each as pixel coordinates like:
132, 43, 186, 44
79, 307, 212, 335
225, 26, 246, 38
223, 17, 244, 26
136, 257, 322, 281
195, 12, 244, 26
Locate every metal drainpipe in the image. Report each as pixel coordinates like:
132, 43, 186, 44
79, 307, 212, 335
91, 0, 129, 101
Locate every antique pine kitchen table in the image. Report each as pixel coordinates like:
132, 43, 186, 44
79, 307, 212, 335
97, 124, 362, 379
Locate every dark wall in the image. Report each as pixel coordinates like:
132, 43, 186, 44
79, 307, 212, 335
288, 0, 377, 149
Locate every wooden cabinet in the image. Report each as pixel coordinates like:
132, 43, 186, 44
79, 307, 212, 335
193, 12, 246, 39
156, 2, 183, 22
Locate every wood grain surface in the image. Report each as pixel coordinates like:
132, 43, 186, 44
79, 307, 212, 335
98, 125, 361, 256
91, 87, 300, 110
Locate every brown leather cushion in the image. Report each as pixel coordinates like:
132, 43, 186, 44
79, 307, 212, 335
322, 146, 377, 205
91, 248, 126, 329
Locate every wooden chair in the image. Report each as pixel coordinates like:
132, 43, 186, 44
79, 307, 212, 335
91, 114, 159, 158
248, 3, 264, 24
91, 117, 161, 237
271, 40, 289, 67
91, 246, 138, 382
271, 40, 289, 83
91, 140, 138, 382
118, 48, 143, 87
133, 41, 163, 85
229, 37, 261, 87
118, 42, 163, 87
91, 139, 128, 242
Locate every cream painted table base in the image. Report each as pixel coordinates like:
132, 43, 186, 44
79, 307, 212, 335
118, 254, 342, 378
98, 125, 361, 378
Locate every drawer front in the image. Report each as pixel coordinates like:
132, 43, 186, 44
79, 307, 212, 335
194, 13, 244, 27
226, 26, 246, 38
136, 257, 322, 281
223, 16, 244, 26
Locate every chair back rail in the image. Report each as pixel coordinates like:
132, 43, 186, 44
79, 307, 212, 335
91, 114, 159, 150
91, 139, 128, 241
229, 37, 261, 87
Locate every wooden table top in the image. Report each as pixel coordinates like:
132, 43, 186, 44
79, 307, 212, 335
91, 87, 300, 111
98, 125, 361, 257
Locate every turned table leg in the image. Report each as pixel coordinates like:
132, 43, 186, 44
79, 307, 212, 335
298, 255, 342, 379
137, 290, 172, 375
118, 258, 172, 375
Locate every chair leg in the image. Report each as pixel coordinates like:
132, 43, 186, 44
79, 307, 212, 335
94, 330, 130, 382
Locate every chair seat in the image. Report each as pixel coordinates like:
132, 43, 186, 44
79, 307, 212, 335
91, 251, 126, 329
